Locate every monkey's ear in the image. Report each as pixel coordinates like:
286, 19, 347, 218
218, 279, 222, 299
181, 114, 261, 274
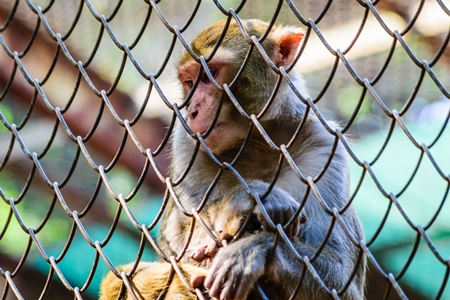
272, 28, 304, 68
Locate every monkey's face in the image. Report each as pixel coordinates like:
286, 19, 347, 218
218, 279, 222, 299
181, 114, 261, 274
176, 19, 304, 155
177, 58, 248, 154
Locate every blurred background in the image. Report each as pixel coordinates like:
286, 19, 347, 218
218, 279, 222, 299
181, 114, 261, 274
0, 0, 449, 299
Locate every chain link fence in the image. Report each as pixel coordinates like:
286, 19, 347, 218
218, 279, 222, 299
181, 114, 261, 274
0, 0, 449, 299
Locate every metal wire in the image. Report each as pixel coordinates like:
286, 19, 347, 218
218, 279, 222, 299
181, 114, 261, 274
0, 0, 449, 299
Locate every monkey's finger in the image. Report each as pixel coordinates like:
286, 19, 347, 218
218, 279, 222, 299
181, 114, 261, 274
205, 242, 220, 258
219, 232, 233, 243
289, 221, 300, 238
283, 209, 306, 238
221, 273, 247, 300
292, 216, 301, 237
204, 263, 231, 298
190, 245, 208, 262
191, 272, 207, 289
300, 211, 308, 223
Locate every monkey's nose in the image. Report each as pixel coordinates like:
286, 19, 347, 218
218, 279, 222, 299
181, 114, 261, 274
189, 110, 198, 119
188, 106, 198, 120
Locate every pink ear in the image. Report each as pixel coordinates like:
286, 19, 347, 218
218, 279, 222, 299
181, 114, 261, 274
276, 33, 304, 67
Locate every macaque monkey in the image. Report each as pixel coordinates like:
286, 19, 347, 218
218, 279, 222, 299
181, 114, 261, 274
101, 18, 366, 300
164, 18, 366, 299
99, 185, 307, 300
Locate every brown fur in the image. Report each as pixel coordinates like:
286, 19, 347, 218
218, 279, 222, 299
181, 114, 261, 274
99, 262, 208, 300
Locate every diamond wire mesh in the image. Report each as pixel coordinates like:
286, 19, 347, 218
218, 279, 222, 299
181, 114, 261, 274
0, 0, 449, 299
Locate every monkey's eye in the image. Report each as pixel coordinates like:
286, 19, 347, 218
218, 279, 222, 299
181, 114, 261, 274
210, 69, 218, 78
185, 80, 194, 88
201, 67, 218, 83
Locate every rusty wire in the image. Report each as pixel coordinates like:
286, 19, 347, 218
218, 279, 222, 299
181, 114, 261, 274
0, 0, 450, 299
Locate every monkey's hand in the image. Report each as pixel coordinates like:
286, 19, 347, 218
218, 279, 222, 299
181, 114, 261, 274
204, 233, 273, 300
247, 181, 307, 238
191, 232, 234, 263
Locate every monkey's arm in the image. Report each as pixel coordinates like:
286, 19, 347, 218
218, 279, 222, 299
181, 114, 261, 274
204, 213, 365, 300
223, 181, 307, 237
